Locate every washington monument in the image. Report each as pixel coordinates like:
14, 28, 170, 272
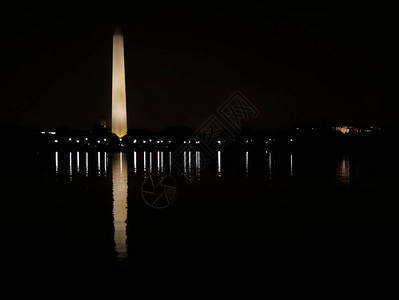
112, 27, 127, 138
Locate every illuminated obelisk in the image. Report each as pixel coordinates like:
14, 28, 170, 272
112, 27, 127, 138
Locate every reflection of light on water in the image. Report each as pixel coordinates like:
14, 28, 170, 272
69, 152, 72, 181
85, 152, 89, 177
183, 151, 187, 176
119, 152, 123, 175
268, 151, 272, 187
98, 152, 101, 176
143, 151, 147, 173
290, 154, 293, 176
246, 151, 249, 176
188, 151, 192, 174
336, 155, 350, 185
169, 151, 172, 174
104, 152, 107, 176
112, 152, 128, 260
133, 151, 137, 174
77, 152, 80, 173
161, 151, 164, 173
157, 151, 160, 172
217, 151, 221, 177
196, 151, 200, 176
55, 152, 58, 174
149, 152, 153, 173
268, 152, 272, 175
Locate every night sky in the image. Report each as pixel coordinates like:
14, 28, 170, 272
1, 2, 397, 132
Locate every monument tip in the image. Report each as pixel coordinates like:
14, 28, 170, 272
114, 26, 122, 36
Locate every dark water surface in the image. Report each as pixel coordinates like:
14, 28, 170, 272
5, 147, 397, 282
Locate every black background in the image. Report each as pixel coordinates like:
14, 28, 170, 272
1, 1, 397, 132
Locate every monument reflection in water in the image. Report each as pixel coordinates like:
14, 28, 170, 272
51, 149, 357, 263
112, 152, 128, 260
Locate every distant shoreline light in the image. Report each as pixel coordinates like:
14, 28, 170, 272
332, 125, 380, 134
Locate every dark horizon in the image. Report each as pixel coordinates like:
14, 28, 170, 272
1, 2, 397, 132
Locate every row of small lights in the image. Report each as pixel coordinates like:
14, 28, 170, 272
55, 137, 91, 144
244, 138, 293, 144
183, 141, 202, 144
265, 138, 293, 143
54, 138, 172, 144
54, 138, 293, 144
134, 140, 172, 144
